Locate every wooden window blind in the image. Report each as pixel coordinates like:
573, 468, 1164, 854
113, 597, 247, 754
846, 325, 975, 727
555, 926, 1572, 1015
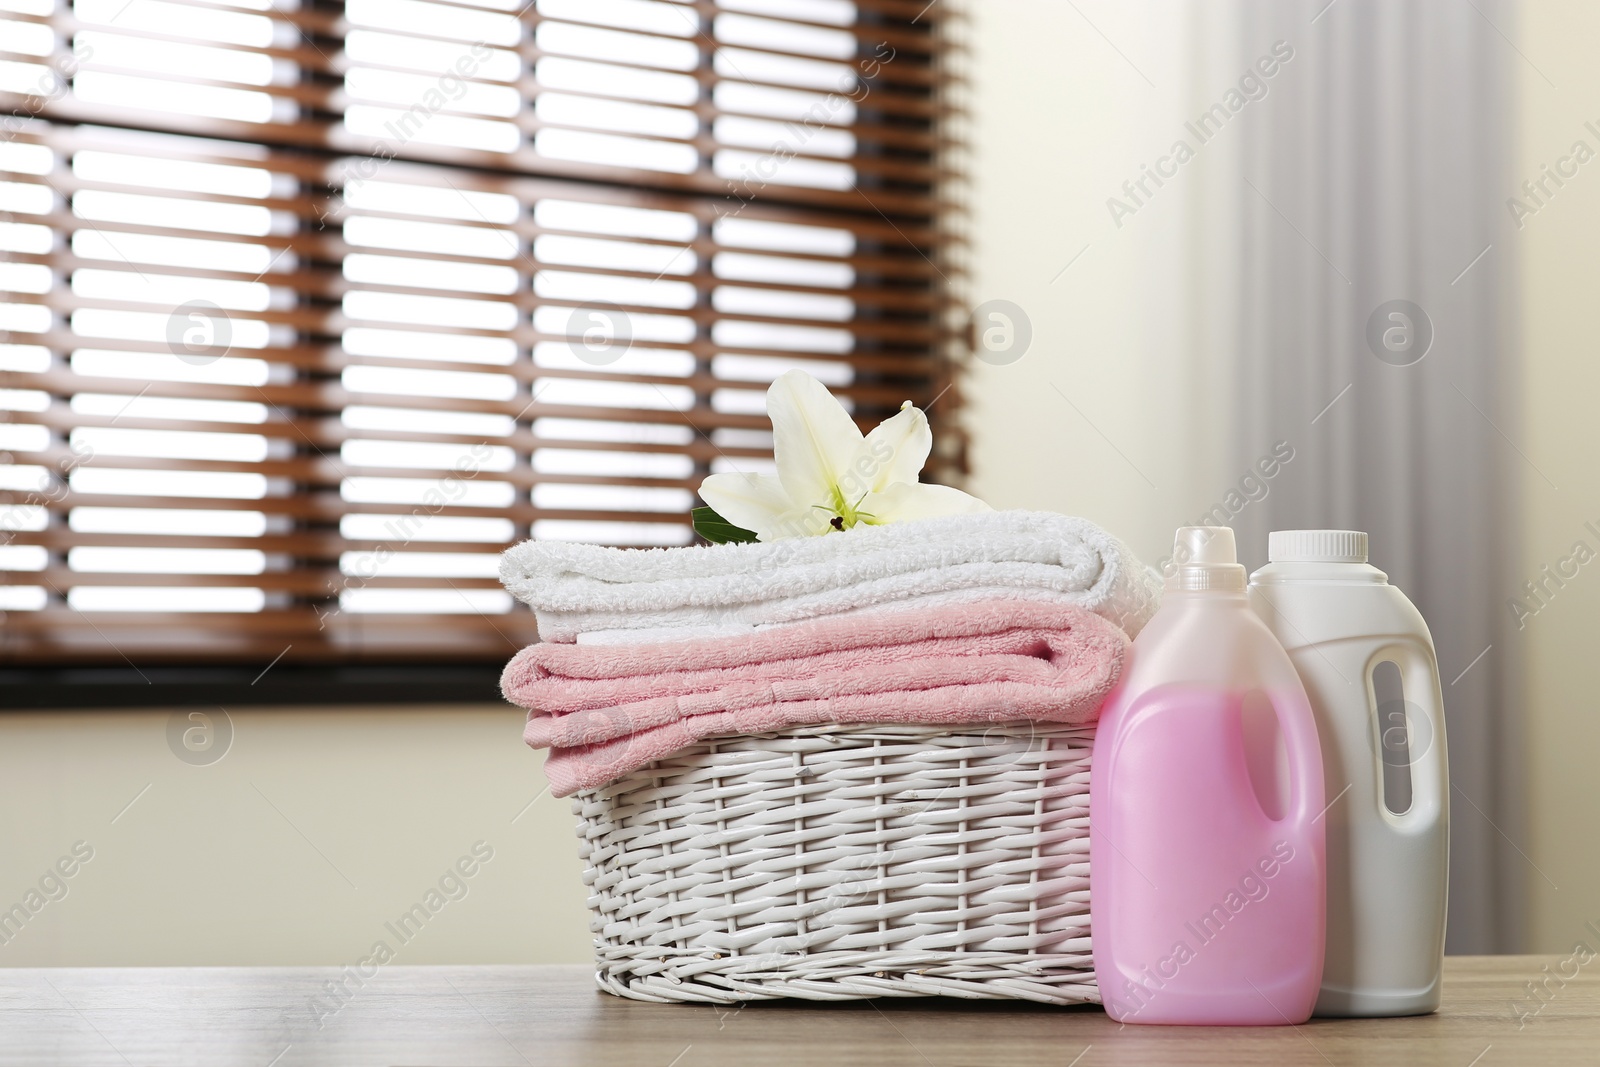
0, 0, 958, 665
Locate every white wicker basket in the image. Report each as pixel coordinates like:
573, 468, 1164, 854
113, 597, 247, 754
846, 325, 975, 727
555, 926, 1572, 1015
570, 721, 1097, 1005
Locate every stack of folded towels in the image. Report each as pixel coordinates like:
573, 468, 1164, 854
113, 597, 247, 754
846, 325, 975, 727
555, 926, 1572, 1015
499, 510, 1163, 796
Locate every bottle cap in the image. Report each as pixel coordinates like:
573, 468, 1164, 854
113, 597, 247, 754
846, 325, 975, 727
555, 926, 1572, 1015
1168, 526, 1246, 592
1268, 530, 1368, 563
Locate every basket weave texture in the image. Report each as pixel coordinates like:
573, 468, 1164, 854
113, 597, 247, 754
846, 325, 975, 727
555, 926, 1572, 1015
572, 721, 1097, 1004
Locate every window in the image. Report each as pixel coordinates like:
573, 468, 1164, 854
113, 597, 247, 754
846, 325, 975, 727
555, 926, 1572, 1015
0, 0, 956, 665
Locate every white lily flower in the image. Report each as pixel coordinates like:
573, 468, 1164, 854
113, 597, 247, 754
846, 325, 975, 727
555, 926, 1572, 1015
698, 370, 990, 541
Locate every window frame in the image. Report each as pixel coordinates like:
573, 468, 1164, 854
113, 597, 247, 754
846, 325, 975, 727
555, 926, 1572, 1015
0, 0, 965, 681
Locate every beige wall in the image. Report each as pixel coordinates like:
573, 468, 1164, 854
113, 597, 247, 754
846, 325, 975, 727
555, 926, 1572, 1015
960, 1, 1241, 570
0, 2, 1251, 970
963, 0, 1600, 955
0, 706, 591, 966
1513, 1, 1600, 953
2, 0, 1591, 968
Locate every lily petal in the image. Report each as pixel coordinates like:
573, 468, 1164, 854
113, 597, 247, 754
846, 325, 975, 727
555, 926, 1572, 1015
767, 370, 863, 509
851, 402, 931, 495
859, 481, 991, 525
698, 471, 827, 541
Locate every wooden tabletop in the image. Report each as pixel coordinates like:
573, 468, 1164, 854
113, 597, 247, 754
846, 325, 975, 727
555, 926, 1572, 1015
0, 956, 1588, 1065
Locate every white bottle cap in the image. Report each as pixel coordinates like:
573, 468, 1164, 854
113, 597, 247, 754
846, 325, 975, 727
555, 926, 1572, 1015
1268, 529, 1369, 563
1169, 526, 1246, 591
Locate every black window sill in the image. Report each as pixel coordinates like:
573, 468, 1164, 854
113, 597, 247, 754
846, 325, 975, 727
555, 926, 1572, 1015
0, 665, 511, 709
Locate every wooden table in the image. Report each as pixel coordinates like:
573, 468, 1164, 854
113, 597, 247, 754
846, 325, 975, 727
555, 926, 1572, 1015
1, 956, 1588, 1065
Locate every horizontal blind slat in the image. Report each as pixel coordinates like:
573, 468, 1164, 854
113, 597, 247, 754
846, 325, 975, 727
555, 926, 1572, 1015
9, 95, 940, 214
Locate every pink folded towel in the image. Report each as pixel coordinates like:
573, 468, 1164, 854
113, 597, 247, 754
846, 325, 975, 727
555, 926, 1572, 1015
502, 598, 1128, 796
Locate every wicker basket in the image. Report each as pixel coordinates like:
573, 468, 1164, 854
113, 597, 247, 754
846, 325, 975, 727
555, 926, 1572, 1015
570, 721, 1097, 1005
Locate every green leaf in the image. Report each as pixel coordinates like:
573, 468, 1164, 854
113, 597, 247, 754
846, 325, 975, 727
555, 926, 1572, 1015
692, 506, 759, 544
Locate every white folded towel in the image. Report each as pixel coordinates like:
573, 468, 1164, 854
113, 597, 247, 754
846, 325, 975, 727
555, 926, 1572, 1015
500, 510, 1164, 643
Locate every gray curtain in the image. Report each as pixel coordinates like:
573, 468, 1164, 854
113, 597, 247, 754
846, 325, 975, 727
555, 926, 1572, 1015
1228, 0, 1523, 952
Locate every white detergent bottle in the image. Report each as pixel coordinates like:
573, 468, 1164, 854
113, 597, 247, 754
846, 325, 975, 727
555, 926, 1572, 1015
1247, 530, 1448, 1017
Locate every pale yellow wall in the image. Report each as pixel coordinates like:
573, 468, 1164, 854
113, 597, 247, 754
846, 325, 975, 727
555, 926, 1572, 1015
1514, 1, 1600, 954
0, 706, 591, 966
2, 1, 1587, 970
965, 0, 1599, 957
0, 2, 1227, 969
961, 1, 1242, 569
0, 0, 1212, 973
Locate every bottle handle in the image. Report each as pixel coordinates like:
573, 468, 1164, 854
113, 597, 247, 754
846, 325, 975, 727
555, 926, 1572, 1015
1379, 641, 1449, 830
1275, 686, 1327, 828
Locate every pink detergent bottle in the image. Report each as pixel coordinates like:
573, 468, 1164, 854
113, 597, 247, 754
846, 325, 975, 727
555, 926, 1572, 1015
1091, 527, 1325, 1025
